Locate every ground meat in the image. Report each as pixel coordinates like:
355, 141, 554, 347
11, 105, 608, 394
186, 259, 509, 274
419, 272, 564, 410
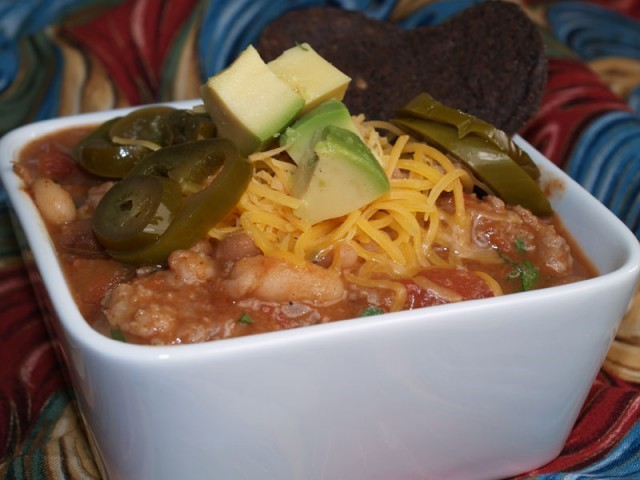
77, 181, 114, 219
103, 260, 231, 344
466, 195, 573, 277
102, 240, 347, 344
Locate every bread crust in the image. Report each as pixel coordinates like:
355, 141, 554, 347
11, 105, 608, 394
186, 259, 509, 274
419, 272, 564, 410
258, 1, 547, 135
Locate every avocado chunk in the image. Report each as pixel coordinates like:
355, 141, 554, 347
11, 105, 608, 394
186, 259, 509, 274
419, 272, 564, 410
293, 125, 390, 224
280, 99, 360, 168
267, 43, 351, 113
200, 45, 304, 155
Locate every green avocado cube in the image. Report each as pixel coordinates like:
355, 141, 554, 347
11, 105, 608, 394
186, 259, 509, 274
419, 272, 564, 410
293, 125, 390, 224
267, 43, 351, 113
280, 99, 360, 169
200, 45, 304, 155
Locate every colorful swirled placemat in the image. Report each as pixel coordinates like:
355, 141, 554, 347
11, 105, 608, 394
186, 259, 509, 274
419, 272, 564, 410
1, 1, 640, 478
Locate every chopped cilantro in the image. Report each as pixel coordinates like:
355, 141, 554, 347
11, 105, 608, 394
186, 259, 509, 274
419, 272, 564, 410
514, 237, 527, 253
237, 313, 255, 324
359, 306, 385, 317
500, 251, 540, 292
519, 259, 540, 291
110, 328, 126, 342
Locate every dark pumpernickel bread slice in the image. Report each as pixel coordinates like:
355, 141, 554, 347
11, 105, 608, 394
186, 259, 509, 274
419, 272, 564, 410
258, 1, 546, 135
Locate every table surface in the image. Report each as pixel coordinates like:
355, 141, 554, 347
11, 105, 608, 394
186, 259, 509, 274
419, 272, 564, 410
1, 1, 640, 478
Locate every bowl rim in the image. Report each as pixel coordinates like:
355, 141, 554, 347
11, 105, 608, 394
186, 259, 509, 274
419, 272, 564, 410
2, 102, 639, 363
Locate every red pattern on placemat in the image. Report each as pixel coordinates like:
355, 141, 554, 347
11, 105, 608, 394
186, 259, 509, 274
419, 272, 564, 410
0, 264, 68, 463
60, 0, 200, 105
131, 0, 201, 84
520, 57, 632, 169
524, 0, 640, 19
555, 381, 639, 467
577, 0, 640, 19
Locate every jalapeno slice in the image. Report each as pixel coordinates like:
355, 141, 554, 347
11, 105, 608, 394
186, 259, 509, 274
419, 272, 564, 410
92, 175, 182, 251
109, 106, 176, 147
393, 116, 552, 217
168, 109, 216, 143
128, 139, 228, 195
72, 118, 150, 178
395, 92, 540, 180
73, 107, 213, 178
100, 138, 252, 265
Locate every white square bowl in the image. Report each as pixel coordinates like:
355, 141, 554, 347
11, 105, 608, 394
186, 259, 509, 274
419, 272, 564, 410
2, 102, 639, 480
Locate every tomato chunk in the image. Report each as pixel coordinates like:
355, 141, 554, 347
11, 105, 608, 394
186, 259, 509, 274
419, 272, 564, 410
403, 267, 494, 309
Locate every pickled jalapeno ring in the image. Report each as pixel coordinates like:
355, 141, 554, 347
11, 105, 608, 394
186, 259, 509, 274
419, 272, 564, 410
109, 106, 177, 148
168, 109, 216, 144
73, 106, 217, 179
95, 138, 253, 266
128, 139, 230, 195
395, 92, 540, 180
92, 175, 182, 251
72, 118, 150, 178
393, 93, 552, 217
393, 117, 552, 217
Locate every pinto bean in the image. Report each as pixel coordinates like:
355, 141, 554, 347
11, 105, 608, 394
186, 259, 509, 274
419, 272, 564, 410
214, 232, 262, 273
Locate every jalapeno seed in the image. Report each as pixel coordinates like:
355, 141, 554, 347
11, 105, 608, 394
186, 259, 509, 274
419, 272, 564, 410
92, 175, 182, 251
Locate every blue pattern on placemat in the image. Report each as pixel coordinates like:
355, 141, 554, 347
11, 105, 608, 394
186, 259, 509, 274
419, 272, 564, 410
547, 2, 640, 61
33, 35, 63, 122
567, 111, 640, 236
198, 0, 321, 77
197, 0, 398, 77
630, 86, 640, 113
397, 0, 484, 28
532, 421, 640, 479
0, 0, 118, 92
544, 1, 640, 238
1, 391, 79, 480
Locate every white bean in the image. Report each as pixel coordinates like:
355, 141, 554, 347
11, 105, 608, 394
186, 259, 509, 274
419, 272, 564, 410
32, 178, 77, 225
224, 255, 346, 306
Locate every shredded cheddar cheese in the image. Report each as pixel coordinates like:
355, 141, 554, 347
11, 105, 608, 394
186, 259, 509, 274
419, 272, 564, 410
111, 136, 163, 151
208, 117, 489, 310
